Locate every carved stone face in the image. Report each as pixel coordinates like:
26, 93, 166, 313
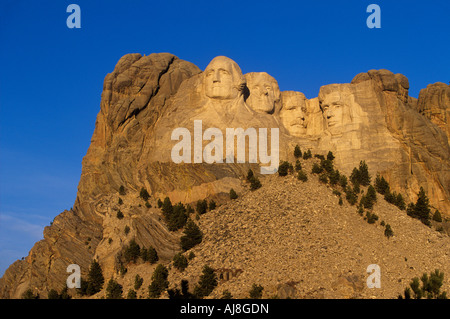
320, 91, 344, 129
245, 72, 281, 113
280, 91, 308, 136
204, 56, 244, 100
319, 84, 364, 136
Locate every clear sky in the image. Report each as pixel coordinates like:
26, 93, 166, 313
0, 0, 449, 276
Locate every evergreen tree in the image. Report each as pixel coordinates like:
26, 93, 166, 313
297, 170, 308, 182
408, 187, 431, 226
294, 160, 302, 172
249, 283, 264, 299
329, 169, 340, 186
294, 145, 302, 158
157, 198, 163, 208
358, 160, 371, 186
384, 224, 394, 239
106, 279, 123, 299
173, 252, 188, 271
194, 265, 218, 298
327, 151, 335, 161
180, 219, 203, 251
433, 210, 443, 222
119, 185, 126, 196
311, 162, 323, 174
134, 274, 143, 290
375, 174, 390, 195
278, 161, 290, 176
195, 199, 207, 215
139, 187, 150, 201
302, 149, 312, 160
127, 289, 137, 299
208, 200, 216, 211
47, 289, 59, 299
123, 239, 141, 263
87, 260, 104, 296
320, 159, 334, 173
249, 176, 262, 190
162, 197, 173, 217
116, 210, 124, 219
148, 264, 169, 298
246, 169, 254, 182
229, 188, 238, 200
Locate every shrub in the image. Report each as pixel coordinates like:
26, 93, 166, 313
249, 283, 264, 299
119, 185, 126, 195
196, 199, 208, 215
249, 176, 262, 190
294, 145, 302, 158
320, 159, 334, 173
194, 265, 218, 298
168, 279, 193, 299
157, 198, 163, 208
297, 170, 308, 182
221, 290, 233, 299
141, 246, 158, 264
173, 253, 188, 271
148, 264, 169, 298
302, 149, 312, 160
338, 197, 343, 206
311, 163, 323, 174
295, 160, 302, 172
48, 289, 59, 299
375, 174, 390, 195
350, 161, 371, 186
118, 197, 123, 205
124, 225, 130, 235
140, 187, 150, 201
106, 279, 123, 299
116, 210, 124, 219
166, 202, 188, 231
318, 173, 328, 184
22, 289, 39, 299
134, 274, 144, 290
329, 169, 340, 186
180, 219, 203, 251
246, 169, 254, 182
127, 289, 137, 299
327, 151, 335, 161
433, 210, 443, 222
123, 239, 141, 263
345, 186, 358, 206
209, 200, 216, 211
339, 175, 348, 189
229, 188, 238, 200
399, 270, 447, 299
278, 161, 291, 176
365, 211, 378, 224
384, 224, 394, 239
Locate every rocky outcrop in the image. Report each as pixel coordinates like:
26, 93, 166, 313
417, 82, 450, 140
1, 54, 449, 298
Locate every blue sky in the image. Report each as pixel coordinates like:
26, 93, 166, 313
0, 0, 449, 276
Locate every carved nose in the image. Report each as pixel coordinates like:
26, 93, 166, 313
213, 71, 220, 82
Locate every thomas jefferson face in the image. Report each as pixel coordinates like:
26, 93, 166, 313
204, 56, 243, 100
245, 72, 280, 113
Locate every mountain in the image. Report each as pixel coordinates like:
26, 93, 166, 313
0, 53, 448, 299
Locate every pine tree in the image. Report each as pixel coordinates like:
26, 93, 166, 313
229, 188, 238, 200
294, 145, 302, 158
375, 174, 390, 195
106, 279, 123, 299
123, 239, 141, 263
148, 264, 169, 298
409, 187, 431, 226
119, 185, 126, 196
246, 169, 254, 182
173, 252, 188, 271
140, 187, 150, 201
278, 161, 290, 176
134, 274, 144, 290
208, 200, 216, 211
180, 219, 203, 251
327, 151, 335, 161
433, 210, 443, 222
196, 199, 208, 215
87, 260, 104, 296
249, 283, 264, 299
194, 265, 218, 298
127, 289, 137, 299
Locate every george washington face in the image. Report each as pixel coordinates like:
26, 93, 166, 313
204, 56, 245, 100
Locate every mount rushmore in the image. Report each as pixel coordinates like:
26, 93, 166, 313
0, 52, 448, 298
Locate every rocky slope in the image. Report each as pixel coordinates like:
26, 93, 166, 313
0, 53, 449, 298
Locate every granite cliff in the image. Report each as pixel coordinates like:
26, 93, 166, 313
0, 53, 448, 298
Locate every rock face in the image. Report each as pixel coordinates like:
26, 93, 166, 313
1, 54, 449, 298
417, 82, 450, 140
